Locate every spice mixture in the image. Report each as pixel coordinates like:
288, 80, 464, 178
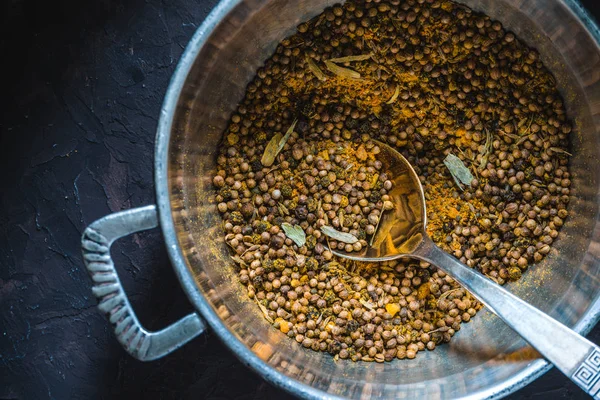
211, 0, 572, 362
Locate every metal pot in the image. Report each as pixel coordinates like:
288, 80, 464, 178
81, 0, 600, 398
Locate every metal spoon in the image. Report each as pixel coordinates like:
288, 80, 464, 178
332, 141, 600, 398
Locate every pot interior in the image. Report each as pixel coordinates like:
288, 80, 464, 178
166, 0, 600, 398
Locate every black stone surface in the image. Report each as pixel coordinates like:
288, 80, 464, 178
0, 0, 599, 399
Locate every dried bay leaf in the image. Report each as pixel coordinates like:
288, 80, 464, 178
278, 119, 298, 154
325, 60, 361, 80
321, 226, 359, 244
281, 223, 306, 247
444, 153, 474, 190
261, 119, 298, 167
261, 133, 283, 167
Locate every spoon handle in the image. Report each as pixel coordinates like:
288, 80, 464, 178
415, 237, 600, 399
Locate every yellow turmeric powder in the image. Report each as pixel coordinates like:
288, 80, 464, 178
425, 180, 484, 252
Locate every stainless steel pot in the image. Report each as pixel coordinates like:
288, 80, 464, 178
81, 0, 600, 398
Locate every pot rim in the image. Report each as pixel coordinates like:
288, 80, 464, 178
154, 0, 600, 398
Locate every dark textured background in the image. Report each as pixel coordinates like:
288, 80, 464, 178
0, 0, 599, 399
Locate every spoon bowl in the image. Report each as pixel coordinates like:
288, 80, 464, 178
332, 141, 427, 261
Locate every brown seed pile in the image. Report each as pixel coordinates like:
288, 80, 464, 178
216, 138, 395, 257
211, 0, 572, 362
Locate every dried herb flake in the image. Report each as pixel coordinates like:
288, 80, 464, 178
444, 153, 474, 190
281, 223, 306, 247
230, 255, 247, 267
261, 119, 298, 167
277, 202, 290, 216
305, 54, 327, 81
549, 147, 572, 156
324, 61, 361, 80
478, 128, 493, 171
255, 299, 274, 323
386, 84, 400, 104
359, 298, 376, 310
321, 226, 359, 244
327, 53, 372, 63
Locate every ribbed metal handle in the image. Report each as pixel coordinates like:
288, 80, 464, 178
81, 205, 206, 361
415, 237, 600, 399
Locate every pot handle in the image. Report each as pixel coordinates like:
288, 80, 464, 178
81, 205, 206, 361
